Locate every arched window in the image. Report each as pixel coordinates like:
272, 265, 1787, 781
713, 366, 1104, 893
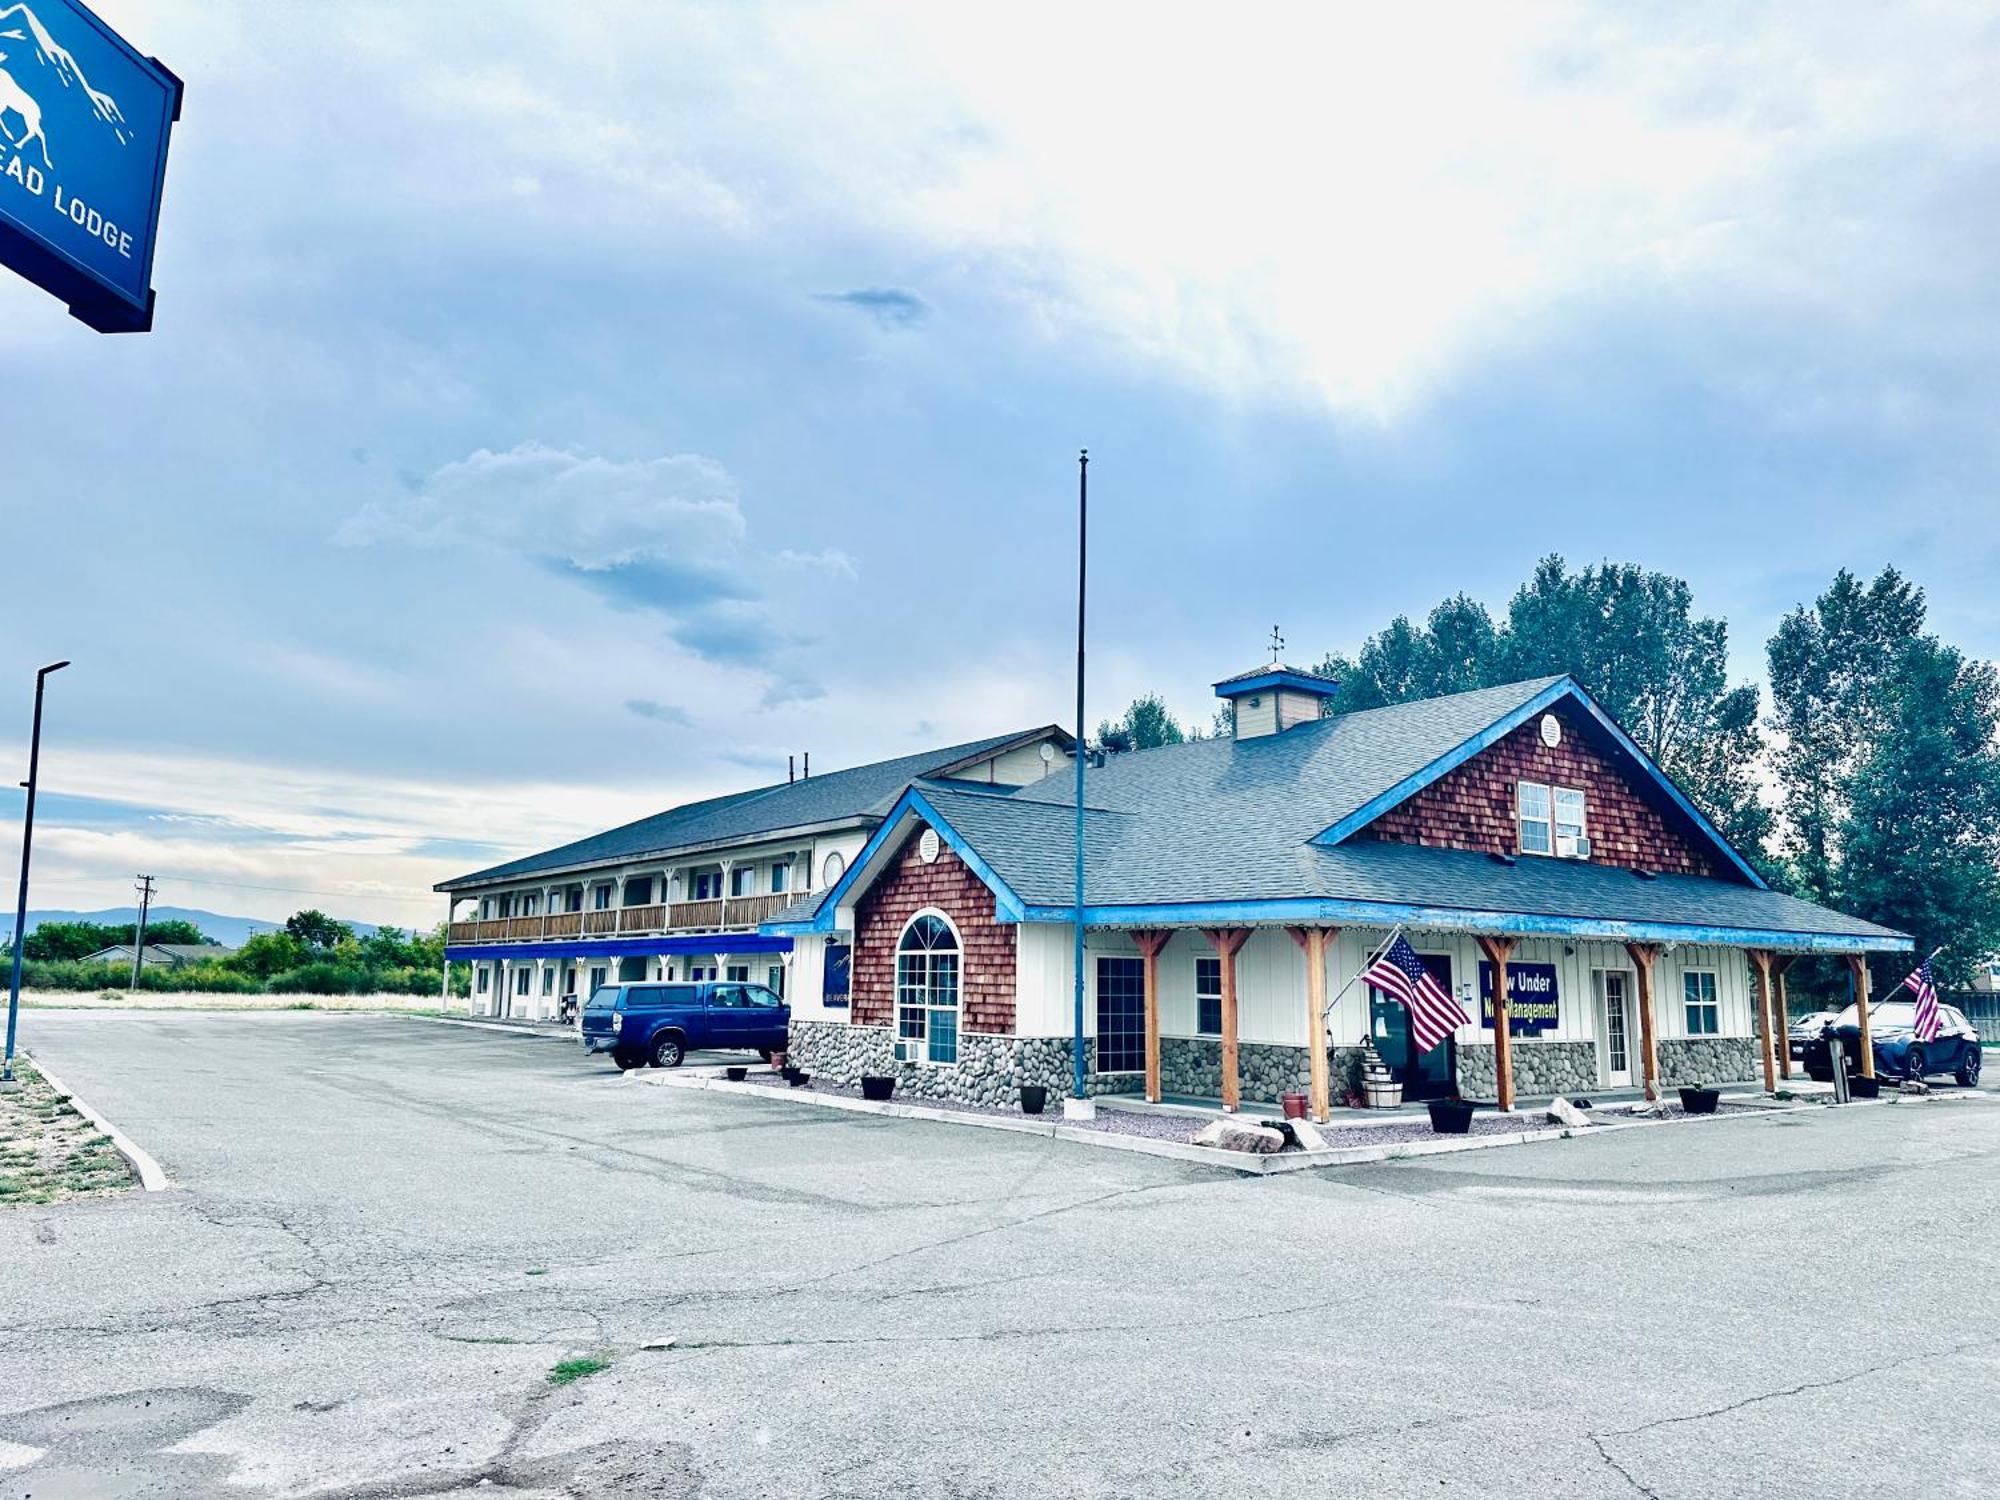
822, 851, 847, 889
895, 911, 960, 1064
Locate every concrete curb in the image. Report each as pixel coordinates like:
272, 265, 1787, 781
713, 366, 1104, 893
637, 1070, 1609, 1175
25, 1055, 169, 1192
405, 1015, 581, 1044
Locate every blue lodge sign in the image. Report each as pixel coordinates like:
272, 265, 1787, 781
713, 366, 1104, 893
0, 0, 179, 331
1477, 960, 1560, 1037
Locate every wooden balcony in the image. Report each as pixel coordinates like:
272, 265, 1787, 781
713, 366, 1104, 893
447, 891, 807, 948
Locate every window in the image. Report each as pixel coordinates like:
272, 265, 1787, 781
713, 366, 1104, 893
542, 967, 555, 996
1683, 970, 1719, 1035
1195, 957, 1223, 1036
588, 966, 607, 994
1553, 786, 1587, 856
688, 965, 716, 982
748, 983, 784, 1008
1095, 957, 1145, 1072
767, 965, 785, 998
592, 884, 612, 911
566, 888, 583, 913
693, 871, 720, 901
770, 862, 788, 894
1518, 781, 1552, 855
514, 968, 531, 996
476, 968, 489, 994
896, 912, 961, 1064
1519, 782, 1587, 858
731, 866, 754, 897
822, 851, 847, 888
726, 964, 750, 983
623, 877, 653, 906
522, 893, 540, 916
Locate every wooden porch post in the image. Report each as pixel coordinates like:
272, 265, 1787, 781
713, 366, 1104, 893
1625, 942, 1663, 1102
1474, 935, 1517, 1111
1749, 949, 1778, 1094
1287, 926, 1339, 1123
1773, 956, 1797, 1080
1847, 954, 1875, 1078
1131, 930, 1172, 1104
1201, 928, 1251, 1112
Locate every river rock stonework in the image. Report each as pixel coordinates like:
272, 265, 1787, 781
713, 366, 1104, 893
784, 1021, 1137, 1105
1656, 1037, 1757, 1087
1454, 1040, 1599, 1100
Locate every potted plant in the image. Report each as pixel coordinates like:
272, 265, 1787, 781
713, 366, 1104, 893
1849, 1074, 1881, 1099
1677, 1085, 1721, 1115
1360, 1044, 1402, 1109
1280, 1090, 1309, 1120
724, 1065, 747, 1082
780, 1063, 800, 1083
769, 1050, 787, 1073
860, 1074, 896, 1102
787, 1070, 812, 1088
1019, 1084, 1048, 1115
1426, 1096, 1476, 1134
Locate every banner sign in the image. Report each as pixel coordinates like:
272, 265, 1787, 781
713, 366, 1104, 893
1478, 961, 1560, 1036
0, 0, 181, 331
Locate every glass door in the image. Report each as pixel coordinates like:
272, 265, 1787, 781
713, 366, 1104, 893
1095, 957, 1145, 1074
1601, 971, 1632, 1086
1369, 952, 1456, 1100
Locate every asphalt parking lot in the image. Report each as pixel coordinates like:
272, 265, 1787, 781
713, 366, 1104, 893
3, 1011, 1997, 1499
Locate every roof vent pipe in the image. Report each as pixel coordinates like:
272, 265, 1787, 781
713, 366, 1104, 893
789, 755, 796, 785
803, 752, 810, 780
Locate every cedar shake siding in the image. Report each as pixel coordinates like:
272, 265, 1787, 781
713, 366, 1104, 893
851, 829, 1017, 1032
1358, 702, 1721, 878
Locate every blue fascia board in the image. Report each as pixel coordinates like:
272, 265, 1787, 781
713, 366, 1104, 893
798, 785, 1030, 933
1213, 669, 1338, 700
1310, 677, 1770, 891
1015, 897, 1910, 954
447, 934, 794, 962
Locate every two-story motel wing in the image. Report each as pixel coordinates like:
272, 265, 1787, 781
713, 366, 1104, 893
435, 727, 1072, 1018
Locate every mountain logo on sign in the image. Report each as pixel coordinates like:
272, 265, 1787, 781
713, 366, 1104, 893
0, 3, 132, 169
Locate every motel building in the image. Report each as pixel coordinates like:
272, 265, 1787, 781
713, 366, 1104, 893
765, 668, 1914, 1116
435, 730, 1072, 1018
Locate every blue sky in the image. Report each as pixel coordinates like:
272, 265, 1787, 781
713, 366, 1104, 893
2, 1, 1997, 928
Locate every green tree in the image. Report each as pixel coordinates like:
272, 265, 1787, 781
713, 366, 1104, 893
19, 921, 120, 961
226, 930, 306, 978
285, 909, 354, 951
1096, 693, 1189, 751
1320, 557, 1770, 864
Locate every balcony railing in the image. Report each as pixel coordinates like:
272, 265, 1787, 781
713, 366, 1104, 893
448, 890, 805, 947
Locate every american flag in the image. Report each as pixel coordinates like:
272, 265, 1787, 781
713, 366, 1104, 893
1901, 956, 1941, 1043
1363, 934, 1469, 1053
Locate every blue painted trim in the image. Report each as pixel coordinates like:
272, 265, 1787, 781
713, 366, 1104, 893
1310, 677, 1770, 891
787, 785, 1031, 935
447, 934, 793, 962
1213, 668, 1339, 700
1014, 897, 1910, 954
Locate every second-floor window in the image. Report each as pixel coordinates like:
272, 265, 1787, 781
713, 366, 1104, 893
692, 871, 720, 901
624, 877, 653, 906
731, 866, 754, 897
770, 862, 788, 894
1518, 782, 1587, 858
592, 884, 612, 910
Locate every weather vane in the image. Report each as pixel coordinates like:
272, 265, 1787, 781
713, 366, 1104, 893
1269, 625, 1285, 662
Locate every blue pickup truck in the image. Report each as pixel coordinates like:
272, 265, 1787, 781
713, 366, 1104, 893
580, 980, 790, 1071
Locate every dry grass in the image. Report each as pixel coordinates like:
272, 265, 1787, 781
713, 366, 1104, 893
22, 991, 448, 1014
0, 1058, 137, 1207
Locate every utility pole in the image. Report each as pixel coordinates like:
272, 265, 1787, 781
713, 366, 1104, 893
129, 874, 156, 991
1070, 448, 1090, 1112
5, 659, 70, 1084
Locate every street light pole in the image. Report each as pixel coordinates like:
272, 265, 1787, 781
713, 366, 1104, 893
5, 660, 70, 1084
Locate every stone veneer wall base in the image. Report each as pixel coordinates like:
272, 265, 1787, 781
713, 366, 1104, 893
787, 1020, 1138, 1107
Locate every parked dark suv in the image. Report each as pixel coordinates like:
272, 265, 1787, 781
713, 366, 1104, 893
1798, 999, 1982, 1086
580, 981, 790, 1071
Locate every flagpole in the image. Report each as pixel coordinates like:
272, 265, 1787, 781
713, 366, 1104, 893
1070, 449, 1089, 1106
1320, 924, 1405, 1022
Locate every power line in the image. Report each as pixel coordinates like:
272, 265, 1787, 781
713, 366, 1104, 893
129, 872, 440, 910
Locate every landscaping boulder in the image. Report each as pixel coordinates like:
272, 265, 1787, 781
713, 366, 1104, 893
1545, 1096, 1592, 1129
1192, 1118, 1285, 1154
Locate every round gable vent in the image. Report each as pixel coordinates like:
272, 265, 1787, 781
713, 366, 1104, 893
1539, 713, 1562, 748
918, 828, 941, 864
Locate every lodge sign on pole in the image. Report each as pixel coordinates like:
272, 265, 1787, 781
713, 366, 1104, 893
0, 0, 180, 332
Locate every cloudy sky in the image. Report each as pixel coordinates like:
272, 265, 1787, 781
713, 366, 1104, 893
2, 1, 1996, 929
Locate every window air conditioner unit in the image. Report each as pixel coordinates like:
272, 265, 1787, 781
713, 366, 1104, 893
1572, 835, 1592, 859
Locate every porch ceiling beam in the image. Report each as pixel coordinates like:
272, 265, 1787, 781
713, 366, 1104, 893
1200, 928, 1252, 1113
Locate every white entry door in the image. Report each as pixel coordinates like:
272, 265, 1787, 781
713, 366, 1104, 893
1601, 971, 1633, 1087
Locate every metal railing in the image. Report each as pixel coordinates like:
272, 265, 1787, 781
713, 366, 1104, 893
447, 889, 808, 947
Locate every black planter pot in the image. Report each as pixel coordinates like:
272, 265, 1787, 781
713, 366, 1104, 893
780, 1065, 800, 1083
724, 1066, 747, 1082
1018, 1084, 1047, 1115
787, 1071, 812, 1088
860, 1075, 896, 1102
1678, 1086, 1721, 1115
1426, 1098, 1476, 1135
1849, 1075, 1881, 1099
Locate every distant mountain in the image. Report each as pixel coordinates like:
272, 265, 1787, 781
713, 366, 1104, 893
2, 906, 381, 948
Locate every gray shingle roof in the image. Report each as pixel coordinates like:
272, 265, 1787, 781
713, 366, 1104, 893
792, 678, 1907, 947
437, 727, 1064, 890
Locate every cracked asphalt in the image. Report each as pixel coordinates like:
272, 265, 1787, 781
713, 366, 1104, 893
3, 1011, 1996, 1499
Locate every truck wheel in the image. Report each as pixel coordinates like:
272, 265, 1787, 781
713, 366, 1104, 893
611, 1046, 646, 1071
651, 1034, 686, 1069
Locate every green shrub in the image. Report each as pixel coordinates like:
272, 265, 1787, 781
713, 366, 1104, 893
19, 960, 131, 991
266, 962, 376, 995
